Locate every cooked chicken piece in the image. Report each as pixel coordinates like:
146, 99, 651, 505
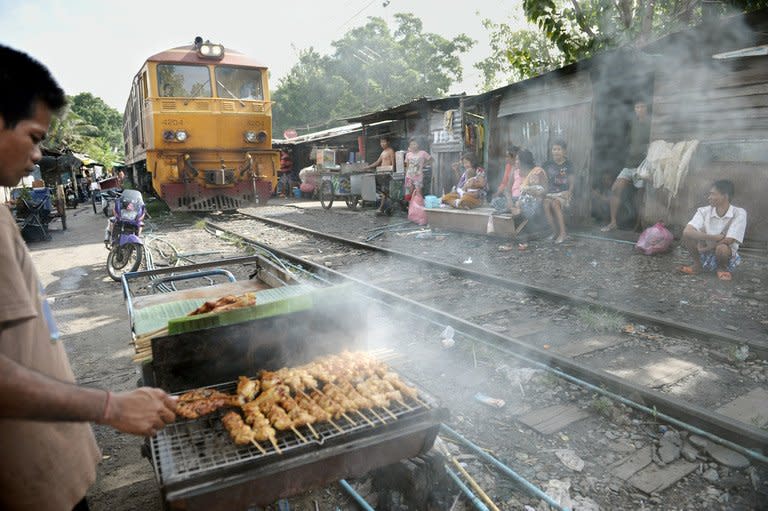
176, 388, 237, 419
222, 411, 254, 446
237, 376, 259, 404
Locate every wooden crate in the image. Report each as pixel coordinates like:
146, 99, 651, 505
425, 207, 524, 237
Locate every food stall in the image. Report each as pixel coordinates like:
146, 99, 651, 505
122, 256, 447, 510
315, 147, 377, 210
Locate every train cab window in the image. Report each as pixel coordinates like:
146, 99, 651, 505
157, 64, 212, 98
215, 66, 263, 100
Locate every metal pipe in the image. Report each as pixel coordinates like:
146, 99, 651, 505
445, 466, 490, 511
339, 479, 375, 511
571, 232, 637, 245
441, 425, 569, 511
447, 454, 501, 511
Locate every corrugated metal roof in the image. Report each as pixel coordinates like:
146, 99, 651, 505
342, 95, 466, 124
273, 120, 395, 145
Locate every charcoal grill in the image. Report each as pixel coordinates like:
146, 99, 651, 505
123, 260, 447, 509
151, 377, 446, 510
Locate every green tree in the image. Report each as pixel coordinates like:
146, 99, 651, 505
44, 106, 96, 152
272, 14, 474, 134
480, 0, 768, 87
69, 92, 124, 153
475, 18, 564, 90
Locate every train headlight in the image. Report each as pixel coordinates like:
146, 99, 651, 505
175, 130, 188, 142
244, 131, 258, 143
256, 131, 268, 143
197, 42, 225, 59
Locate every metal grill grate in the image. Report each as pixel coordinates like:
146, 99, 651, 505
150, 380, 432, 485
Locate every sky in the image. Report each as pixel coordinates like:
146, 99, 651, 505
0, 0, 524, 112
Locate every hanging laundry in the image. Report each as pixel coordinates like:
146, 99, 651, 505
444, 110, 454, 132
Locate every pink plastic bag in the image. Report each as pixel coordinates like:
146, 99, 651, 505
635, 222, 673, 255
408, 190, 427, 225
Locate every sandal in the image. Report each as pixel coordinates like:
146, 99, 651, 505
717, 271, 732, 281
678, 265, 700, 275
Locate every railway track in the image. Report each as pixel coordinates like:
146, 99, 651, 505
196, 214, 766, 508
208, 212, 767, 445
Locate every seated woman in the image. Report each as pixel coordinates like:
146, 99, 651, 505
542, 139, 575, 244
441, 153, 487, 209
514, 149, 548, 221
491, 145, 522, 213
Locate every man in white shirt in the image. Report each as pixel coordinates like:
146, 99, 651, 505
679, 180, 747, 281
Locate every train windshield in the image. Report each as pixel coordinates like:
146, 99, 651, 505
214, 66, 264, 100
157, 64, 212, 98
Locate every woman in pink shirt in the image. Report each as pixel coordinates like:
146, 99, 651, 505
404, 138, 431, 200
491, 146, 523, 213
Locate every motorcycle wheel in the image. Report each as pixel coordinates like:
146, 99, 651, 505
107, 243, 143, 282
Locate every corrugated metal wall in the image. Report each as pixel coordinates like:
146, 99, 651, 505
496, 71, 594, 219
646, 56, 768, 241
430, 110, 463, 194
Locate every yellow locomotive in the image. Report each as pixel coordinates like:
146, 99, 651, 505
123, 37, 278, 211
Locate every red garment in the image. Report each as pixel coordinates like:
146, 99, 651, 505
496, 163, 513, 194
279, 153, 293, 174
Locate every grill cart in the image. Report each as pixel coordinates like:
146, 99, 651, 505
318, 166, 377, 210
121, 256, 447, 510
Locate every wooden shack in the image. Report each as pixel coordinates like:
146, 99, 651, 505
470, 49, 653, 222
344, 96, 465, 196
642, 9, 768, 243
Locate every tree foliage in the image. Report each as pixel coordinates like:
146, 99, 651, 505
475, 19, 565, 90
479, 0, 768, 88
272, 14, 474, 134
69, 92, 123, 152
44, 92, 124, 170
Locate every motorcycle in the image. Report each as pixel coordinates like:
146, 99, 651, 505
64, 186, 79, 209
104, 189, 145, 281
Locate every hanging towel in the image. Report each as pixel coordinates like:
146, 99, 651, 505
444, 110, 454, 132
639, 139, 700, 207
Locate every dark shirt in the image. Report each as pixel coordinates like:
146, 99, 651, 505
626, 117, 651, 167
543, 159, 572, 193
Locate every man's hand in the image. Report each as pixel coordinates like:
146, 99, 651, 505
102, 387, 177, 436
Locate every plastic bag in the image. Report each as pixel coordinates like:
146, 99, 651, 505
518, 193, 542, 219
635, 222, 673, 255
408, 189, 427, 225
423, 195, 441, 209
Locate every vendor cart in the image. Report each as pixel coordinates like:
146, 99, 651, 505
120, 255, 447, 510
318, 166, 377, 210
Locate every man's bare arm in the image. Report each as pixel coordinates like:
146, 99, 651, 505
683, 224, 724, 242
0, 351, 176, 435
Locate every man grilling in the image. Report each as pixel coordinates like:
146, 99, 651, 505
0, 45, 177, 511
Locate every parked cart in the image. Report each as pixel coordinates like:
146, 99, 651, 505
318, 166, 377, 210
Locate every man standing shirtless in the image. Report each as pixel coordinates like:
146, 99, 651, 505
364, 136, 396, 216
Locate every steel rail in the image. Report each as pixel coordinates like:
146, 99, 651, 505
233, 211, 767, 358
206, 220, 768, 456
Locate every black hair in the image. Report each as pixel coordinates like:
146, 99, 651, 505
551, 138, 567, 150
379, 135, 390, 143
506, 145, 520, 157
712, 179, 735, 200
0, 45, 66, 128
461, 152, 478, 168
408, 137, 420, 146
517, 149, 535, 171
